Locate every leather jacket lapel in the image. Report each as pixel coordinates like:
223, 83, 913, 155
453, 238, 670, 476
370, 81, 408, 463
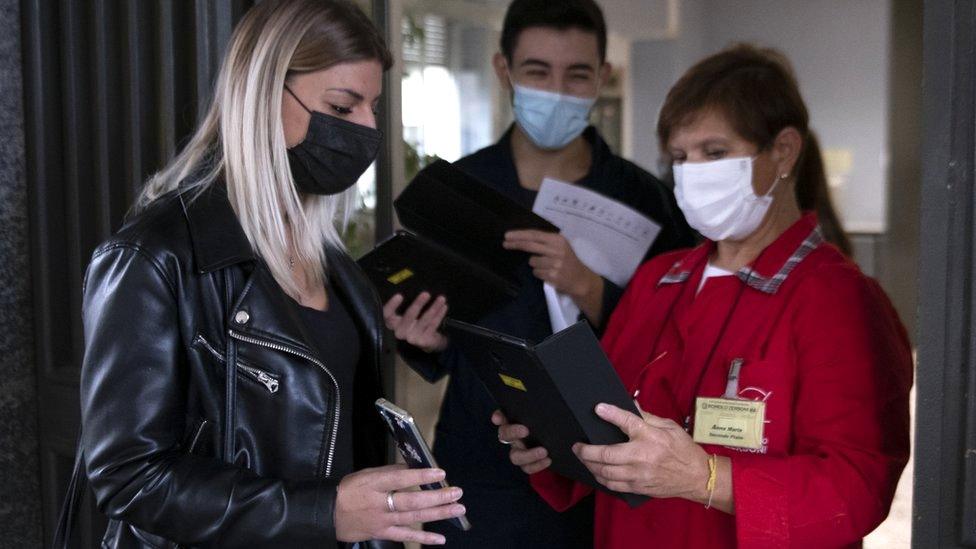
227, 264, 316, 355
179, 184, 255, 274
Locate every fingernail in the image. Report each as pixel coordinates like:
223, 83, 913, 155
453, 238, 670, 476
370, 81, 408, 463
433, 536, 446, 545
430, 469, 446, 480
455, 504, 466, 514
596, 403, 608, 413
452, 487, 463, 499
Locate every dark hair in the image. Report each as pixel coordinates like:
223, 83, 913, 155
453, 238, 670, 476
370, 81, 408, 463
657, 44, 852, 255
500, 0, 607, 64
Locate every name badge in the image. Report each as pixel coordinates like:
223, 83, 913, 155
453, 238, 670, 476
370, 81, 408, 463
692, 397, 765, 449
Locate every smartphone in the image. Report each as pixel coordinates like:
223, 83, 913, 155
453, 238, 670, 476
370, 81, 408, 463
374, 398, 472, 531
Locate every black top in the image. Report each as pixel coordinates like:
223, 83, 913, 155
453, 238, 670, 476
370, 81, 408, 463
402, 126, 695, 548
296, 277, 361, 480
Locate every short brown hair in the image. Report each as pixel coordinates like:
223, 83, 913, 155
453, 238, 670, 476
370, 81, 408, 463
658, 43, 851, 255
657, 44, 806, 155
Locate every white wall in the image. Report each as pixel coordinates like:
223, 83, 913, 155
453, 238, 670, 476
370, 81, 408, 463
599, 0, 673, 40
629, 0, 892, 233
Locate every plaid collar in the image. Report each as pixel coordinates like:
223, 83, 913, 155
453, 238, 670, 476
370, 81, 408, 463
659, 215, 824, 295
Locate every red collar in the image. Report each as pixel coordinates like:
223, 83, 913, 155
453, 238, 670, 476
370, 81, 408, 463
659, 213, 822, 295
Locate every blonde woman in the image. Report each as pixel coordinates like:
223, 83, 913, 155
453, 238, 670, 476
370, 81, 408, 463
71, 1, 465, 547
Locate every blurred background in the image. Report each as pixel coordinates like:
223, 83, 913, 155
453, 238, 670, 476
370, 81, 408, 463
0, 0, 948, 547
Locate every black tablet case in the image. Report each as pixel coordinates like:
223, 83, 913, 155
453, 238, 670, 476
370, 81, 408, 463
357, 159, 558, 323
358, 231, 517, 324
445, 319, 650, 508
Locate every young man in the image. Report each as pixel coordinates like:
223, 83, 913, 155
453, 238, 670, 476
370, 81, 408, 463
384, 1, 695, 546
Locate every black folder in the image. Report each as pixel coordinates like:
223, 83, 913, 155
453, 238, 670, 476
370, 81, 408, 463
357, 159, 558, 323
357, 230, 518, 324
444, 319, 650, 508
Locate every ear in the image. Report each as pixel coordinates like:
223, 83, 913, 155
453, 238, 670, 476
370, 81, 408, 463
771, 126, 803, 178
598, 62, 613, 90
493, 52, 512, 92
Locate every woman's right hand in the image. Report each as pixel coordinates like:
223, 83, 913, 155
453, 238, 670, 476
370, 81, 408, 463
335, 465, 465, 545
492, 410, 551, 475
383, 292, 449, 353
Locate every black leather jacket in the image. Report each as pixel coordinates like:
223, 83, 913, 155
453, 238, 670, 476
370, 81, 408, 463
79, 185, 393, 548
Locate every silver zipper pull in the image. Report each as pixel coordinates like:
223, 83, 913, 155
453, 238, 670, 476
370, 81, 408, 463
256, 371, 279, 393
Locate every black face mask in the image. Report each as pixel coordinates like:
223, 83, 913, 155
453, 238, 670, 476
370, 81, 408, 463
285, 85, 383, 195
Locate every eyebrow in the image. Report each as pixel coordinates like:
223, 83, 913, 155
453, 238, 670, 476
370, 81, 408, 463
519, 59, 552, 70
325, 88, 365, 101
567, 63, 596, 73
668, 137, 730, 154
698, 138, 731, 148
518, 59, 596, 73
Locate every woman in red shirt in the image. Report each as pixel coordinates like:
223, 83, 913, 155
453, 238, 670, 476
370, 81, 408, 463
494, 44, 912, 548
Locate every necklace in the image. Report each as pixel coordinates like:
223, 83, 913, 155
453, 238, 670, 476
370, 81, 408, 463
288, 255, 306, 304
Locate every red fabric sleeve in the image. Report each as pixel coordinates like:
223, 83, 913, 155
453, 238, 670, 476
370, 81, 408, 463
732, 263, 913, 549
529, 470, 594, 512
529, 253, 682, 512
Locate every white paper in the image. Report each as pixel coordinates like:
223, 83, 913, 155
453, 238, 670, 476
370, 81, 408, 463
532, 178, 661, 333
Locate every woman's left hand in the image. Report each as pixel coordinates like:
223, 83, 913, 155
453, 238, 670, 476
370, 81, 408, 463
573, 403, 710, 500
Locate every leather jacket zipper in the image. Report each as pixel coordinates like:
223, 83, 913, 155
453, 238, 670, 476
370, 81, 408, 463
227, 330, 341, 478
188, 419, 209, 453
194, 334, 280, 394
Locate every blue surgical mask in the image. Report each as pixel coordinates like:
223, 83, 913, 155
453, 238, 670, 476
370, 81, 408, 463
512, 83, 596, 150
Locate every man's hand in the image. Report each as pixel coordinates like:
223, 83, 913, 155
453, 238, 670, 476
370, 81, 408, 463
503, 229, 604, 323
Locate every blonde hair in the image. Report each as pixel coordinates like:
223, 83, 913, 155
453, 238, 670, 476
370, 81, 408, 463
136, 0, 391, 298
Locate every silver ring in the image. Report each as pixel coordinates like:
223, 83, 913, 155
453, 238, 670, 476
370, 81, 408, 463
498, 437, 513, 445
386, 490, 397, 513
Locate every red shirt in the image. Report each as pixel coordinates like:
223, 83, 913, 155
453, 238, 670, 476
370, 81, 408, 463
531, 213, 912, 548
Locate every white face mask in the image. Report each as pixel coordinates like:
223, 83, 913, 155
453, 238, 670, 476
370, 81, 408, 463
673, 156, 782, 241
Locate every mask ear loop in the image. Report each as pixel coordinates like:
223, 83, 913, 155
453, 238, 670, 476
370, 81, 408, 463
763, 172, 790, 198
749, 152, 789, 199
284, 84, 313, 115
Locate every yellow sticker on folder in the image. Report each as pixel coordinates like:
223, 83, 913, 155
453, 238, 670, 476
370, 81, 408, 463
498, 374, 527, 392
387, 268, 414, 285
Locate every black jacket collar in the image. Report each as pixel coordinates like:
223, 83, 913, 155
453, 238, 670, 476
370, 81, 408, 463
177, 182, 386, 364
179, 184, 256, 274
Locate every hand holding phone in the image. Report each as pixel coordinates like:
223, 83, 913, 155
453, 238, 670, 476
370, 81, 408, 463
375, 398, 472, 531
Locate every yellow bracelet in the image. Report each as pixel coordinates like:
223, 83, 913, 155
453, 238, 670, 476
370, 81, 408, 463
705, 454, 717, 509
